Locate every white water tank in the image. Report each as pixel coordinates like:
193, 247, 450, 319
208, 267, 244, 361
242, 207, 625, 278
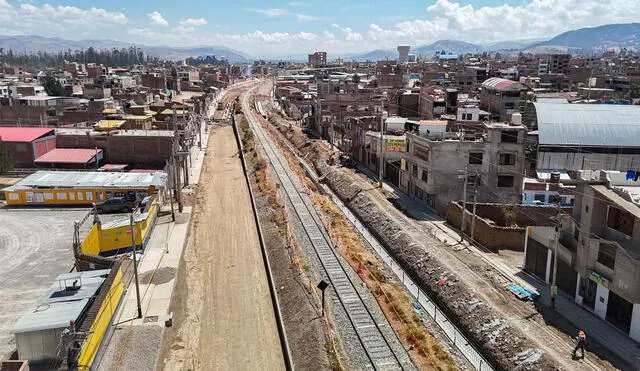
397, 45, 410, 64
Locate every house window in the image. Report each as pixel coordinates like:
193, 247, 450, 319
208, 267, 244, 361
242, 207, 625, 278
462, 113, 473, 120
426, 193, 436, 208
534, 194, 546, 202
412, 164, 418, 177
421, 170, 428, 183
469, 152, 483, 164
504, 102, 515, 109
497, 175, 515, 188
413, 146, 429, 161
607, 206, 634, 236
597, 243, 617, 270
501, 131, 519, 143
499, 153, 516, 165
15, 143, 27, 152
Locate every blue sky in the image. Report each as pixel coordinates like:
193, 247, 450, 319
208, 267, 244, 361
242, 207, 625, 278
0, 0, 637, 57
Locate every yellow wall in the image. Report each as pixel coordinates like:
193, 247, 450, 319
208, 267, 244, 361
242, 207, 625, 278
4, 188, 153, 206
80, 197, 160, 256
81, 224, 101, 256
76, 267, 124, 369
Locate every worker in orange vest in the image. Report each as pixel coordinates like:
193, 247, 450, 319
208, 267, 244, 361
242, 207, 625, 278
573, 330, 586, 359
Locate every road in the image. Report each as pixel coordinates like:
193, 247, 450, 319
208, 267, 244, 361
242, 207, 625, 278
158, 101, 285, 370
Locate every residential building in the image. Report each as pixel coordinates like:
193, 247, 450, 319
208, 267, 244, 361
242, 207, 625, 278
308, 52, 327, 67
479, 77, 527, 121
525, 170, 640, 341
401, 121, 527, 213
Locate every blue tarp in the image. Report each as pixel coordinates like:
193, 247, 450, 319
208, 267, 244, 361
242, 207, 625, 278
506, 284, 539, 301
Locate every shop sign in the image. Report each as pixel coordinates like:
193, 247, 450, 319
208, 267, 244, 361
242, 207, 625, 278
386, 138, 407, 152
588, 269, 610, 288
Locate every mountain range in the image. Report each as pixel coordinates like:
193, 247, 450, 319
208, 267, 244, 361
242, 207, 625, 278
0, 23, 638, 62
345, 23, 640, 61
0, 35, 252, 62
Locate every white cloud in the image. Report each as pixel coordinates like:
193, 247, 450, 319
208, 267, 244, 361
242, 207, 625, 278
247, 8, 289, 17
181, 17, 207, 27
296, 14, 322, 21
173, 26, 195, 34
289, 1, 305, 6
147, 11, 168, 26
0, 1, 127, 35
247, 7, 324, 22
331, 24, 362, 41
365, 0, 640, 48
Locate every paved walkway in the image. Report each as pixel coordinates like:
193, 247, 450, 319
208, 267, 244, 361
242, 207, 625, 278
360, 164, 640, 369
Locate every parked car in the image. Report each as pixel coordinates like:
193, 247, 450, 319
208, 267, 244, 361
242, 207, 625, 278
94, 197, 138, 214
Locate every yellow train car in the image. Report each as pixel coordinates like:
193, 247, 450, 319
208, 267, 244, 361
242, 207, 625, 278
2, 170, 167, 206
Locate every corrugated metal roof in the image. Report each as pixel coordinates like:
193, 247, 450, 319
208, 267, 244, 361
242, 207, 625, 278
34, 148, 102, 164
536, 103, 640, 147
13, 269, 110, 333
0, 127, 54, 142
3, 170, 167, 191
481, 77, 525, 91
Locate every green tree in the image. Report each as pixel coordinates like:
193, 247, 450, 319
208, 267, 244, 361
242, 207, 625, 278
352, 73, 361, 83
42, 76, 66, 96
0, 139, 13, 174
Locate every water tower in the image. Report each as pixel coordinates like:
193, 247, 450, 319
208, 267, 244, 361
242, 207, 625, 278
397, 45, 410, 64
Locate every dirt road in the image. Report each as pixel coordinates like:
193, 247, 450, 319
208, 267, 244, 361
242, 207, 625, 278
158, 120, 285, 370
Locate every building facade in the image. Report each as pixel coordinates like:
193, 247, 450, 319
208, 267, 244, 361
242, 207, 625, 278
401, 122, 527, 214
525, 171, 640, 341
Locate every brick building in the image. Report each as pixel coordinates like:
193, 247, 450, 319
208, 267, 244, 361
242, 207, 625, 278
0, 127, 56, 167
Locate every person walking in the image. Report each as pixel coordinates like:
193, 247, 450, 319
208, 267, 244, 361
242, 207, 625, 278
573, 330, 586, 359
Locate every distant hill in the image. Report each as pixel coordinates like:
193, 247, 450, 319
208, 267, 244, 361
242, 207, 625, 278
342, 49, 396, 62
0, 35, 252, 62
483, 39, 545, 51
344, 40, 484, 61
528, 23, 640, 52
412, 39, 483, 56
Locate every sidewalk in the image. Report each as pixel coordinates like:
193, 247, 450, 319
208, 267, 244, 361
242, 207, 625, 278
93, 93, 223, 370
363, 166, 640, 369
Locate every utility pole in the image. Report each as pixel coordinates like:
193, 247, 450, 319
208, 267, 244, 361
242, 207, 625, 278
470, 171, 479, 242
460, 165, 468, 242
129, 213, 143, 319
551, 203, 560, 309
378, 111, 388, 188
166, 159, 175, 221
172, 106, 183, 213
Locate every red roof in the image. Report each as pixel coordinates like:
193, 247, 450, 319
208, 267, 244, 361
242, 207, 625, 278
35, 148, 102, 164
0, 127, 54, 142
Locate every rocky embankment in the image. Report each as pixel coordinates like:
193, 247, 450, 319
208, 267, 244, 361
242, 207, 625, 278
271, 121, 558, 370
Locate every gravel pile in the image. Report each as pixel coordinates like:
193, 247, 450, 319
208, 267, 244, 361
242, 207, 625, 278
270, 120, 558, 370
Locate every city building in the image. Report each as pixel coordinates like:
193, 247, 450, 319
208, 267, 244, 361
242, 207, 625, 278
0, 127, 56, 167
308, 52, 327, 68
479, 77, 527, 121
529, 103, 640, 171
401, 121, 527, 213
2, 170, 167, 206
525, 170, 640, 341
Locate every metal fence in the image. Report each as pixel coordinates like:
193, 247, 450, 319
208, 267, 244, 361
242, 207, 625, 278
327, 191, 495, 371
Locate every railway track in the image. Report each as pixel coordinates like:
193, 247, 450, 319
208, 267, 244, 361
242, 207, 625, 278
241, 90, 407, 370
